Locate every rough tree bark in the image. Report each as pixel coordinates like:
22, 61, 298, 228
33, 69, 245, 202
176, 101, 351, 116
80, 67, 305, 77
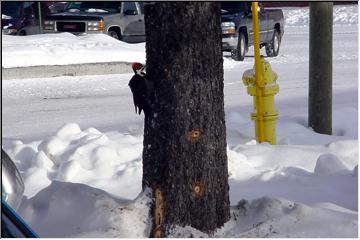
143, 2, 230, 237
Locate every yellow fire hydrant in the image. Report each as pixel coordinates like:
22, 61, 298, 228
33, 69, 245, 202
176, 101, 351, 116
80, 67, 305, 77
242, 57, 279, 144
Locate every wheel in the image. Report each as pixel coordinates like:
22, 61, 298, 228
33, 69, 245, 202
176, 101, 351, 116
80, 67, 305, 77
231, 31, 246, 61
18, 31, 26, 36
108, 30, 120, 40
265, 30, 280, 57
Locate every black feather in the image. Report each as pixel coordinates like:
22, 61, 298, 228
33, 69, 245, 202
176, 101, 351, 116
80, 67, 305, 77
128, 74, 151, 116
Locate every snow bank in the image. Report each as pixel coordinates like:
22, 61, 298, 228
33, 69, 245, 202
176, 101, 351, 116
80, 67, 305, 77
19, 181, 357, 238
16, 170, 357, 238
314, 153, 349, 176
19, 181, 152, 238
3, 121, 355, 237
227, 136, 358, 211
6, 123, 143, 199
9, 123, 357, 207
283, 5, 358, 26
1, 32, 146, 68
169, 197, 357, 238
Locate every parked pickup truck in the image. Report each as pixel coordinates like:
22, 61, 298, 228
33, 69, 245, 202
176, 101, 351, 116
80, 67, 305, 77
221, 2, 284, 61
43, 1, 145, 43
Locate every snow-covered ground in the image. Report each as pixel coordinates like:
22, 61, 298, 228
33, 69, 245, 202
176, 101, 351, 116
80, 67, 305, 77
1, 6, 358, 238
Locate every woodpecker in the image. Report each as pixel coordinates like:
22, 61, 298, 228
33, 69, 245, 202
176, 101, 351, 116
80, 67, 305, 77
128, 62, 153, 116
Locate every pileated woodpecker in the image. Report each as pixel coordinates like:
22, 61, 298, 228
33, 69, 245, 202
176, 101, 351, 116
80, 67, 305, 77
128, 62, 153, 116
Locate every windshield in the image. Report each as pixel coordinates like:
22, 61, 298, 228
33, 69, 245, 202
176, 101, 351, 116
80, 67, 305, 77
65, 2, 121, 13
2, 2, 22, 19
221, 2, 250, 14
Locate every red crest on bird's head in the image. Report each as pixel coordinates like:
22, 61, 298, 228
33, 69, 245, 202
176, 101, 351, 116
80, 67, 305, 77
132, 62, 143, 71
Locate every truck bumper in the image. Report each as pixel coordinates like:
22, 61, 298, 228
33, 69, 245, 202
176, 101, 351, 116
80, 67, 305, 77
222, 35, 238, 51
43, 31, 103, 35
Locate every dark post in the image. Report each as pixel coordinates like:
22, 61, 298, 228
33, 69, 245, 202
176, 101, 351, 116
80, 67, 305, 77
37, 2, 43, 34
309, 2, 333, 134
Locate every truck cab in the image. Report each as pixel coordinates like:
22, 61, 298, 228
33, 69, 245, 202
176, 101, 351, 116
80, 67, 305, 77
43, 1, 145, 43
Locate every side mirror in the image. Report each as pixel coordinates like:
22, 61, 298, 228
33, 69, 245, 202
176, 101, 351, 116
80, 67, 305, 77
124, 9, 137, 15
258, 3, 265, 13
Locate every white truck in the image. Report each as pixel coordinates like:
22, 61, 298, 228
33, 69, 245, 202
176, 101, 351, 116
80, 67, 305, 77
43, 1, 145, 43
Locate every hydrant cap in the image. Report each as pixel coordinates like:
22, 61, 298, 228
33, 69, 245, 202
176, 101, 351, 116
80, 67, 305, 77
242, 69, 255, 86
261, 59, 278, 83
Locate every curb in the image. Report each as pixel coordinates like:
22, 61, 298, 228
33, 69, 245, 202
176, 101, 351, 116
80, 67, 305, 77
2, 62, 133, 80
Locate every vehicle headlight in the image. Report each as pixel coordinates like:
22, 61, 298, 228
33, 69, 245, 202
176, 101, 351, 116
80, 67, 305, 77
88, 27, 99, 31
44, 26, 55, 30
43, 20, 55, 30
44, 20, 54, 25
87, 20, 104, 31
221, 22, 236, 34
2, 28, 17, 35
221, 22, 235, 28
87, 21, 99, 26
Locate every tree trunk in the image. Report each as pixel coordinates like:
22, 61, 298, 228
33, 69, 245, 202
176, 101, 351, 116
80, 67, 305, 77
143, 2, 230, 236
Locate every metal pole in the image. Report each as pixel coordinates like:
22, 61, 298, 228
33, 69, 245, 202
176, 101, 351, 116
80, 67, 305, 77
309, 2, 333, 134
252, 2, 265, 142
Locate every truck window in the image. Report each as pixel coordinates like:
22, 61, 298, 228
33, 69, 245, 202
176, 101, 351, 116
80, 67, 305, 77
23, 2, 34, 17
2, 2, 22, 18
221, 2, 251, 14
123, 2, 138, 15
65, 2, 121, 13
65, 1, 81, 11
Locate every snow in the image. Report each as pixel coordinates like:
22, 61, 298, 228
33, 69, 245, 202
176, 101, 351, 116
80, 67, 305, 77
2, 14, 12, 20
4, 124, 143, 199
283, 5, 358, 26
1, 5, 358, 238
1, 33, 146, 68
314, 153, 349, 176
170, 197, 357, 238
18, 182, 152, 238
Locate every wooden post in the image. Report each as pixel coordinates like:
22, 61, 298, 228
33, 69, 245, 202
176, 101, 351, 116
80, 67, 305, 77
38, 2, 43, 34
309, 2, 333, 134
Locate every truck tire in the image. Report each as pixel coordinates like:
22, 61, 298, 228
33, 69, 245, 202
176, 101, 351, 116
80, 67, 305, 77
265, 30, 280, 57
108, 30, 120, 40
231, 31, 246, 61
